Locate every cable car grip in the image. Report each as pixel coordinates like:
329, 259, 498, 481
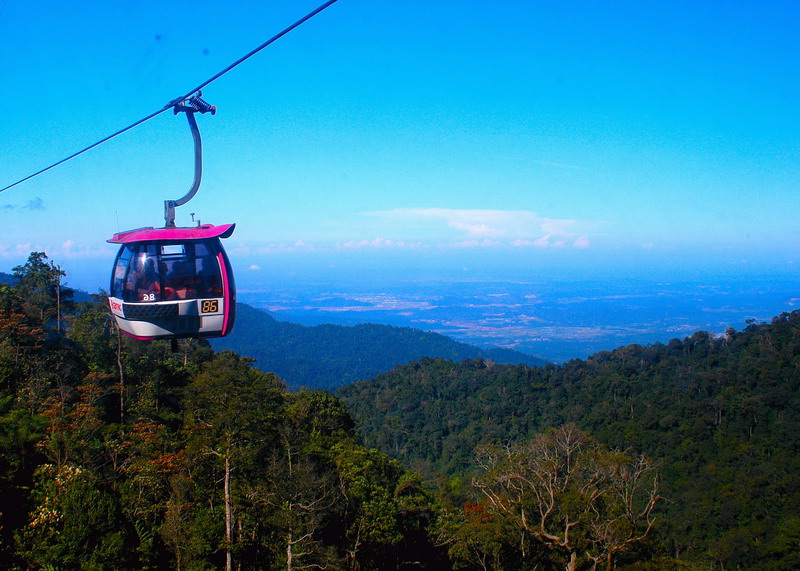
165, 92, 215, 227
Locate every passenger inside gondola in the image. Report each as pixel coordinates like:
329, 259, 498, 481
197, 257, 223, 297
110, 240, 228, 304
165, 260, 197, 300
134, 258, 161, 301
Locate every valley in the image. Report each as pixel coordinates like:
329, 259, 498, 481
239, 272, 800, 362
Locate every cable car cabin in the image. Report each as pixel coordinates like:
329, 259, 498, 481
108, 223, 236, 340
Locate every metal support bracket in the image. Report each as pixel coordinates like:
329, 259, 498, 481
165, 92, 216, 227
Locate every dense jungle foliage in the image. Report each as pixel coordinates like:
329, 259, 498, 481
0, 254, 663, 570
211, 302, 544, 391
0, 254, 452, 570
2, 252, 797, 569
338, 312, 800, 569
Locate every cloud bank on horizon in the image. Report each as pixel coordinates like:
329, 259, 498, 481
360, 208, 596, 250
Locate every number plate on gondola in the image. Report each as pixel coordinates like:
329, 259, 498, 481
201, 300, 219, 313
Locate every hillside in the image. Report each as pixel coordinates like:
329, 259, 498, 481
211, 302, 545, 390
337, 311, 800, 568
6, 252, 800, 568
0, 256, 449, 570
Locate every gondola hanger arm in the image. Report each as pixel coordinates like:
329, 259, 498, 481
164, 92, 216, 228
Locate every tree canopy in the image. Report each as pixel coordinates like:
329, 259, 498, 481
2, 253, 797, 569
339, 312, 800, 569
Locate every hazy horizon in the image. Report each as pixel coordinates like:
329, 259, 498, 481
17, 248, 797, 364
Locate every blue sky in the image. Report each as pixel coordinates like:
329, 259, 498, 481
1, 0, 799, 292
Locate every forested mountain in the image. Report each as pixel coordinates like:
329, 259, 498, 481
338, 312, 800, 568
4, 253, 659, 569
4, 252, 800, 569
211, 302, 545, 390
0, 254, 448, 569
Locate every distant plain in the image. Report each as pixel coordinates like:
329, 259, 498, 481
238, 272, 800, 363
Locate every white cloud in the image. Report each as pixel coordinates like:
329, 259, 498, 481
233, 241, 321, 255
574, 235, 591, 249
361, 208, 595, 249
55, 241, 113, 259
226, 209, 602, 255
0, 240, 112, 262
336, 238, 425, 251
16, 243, 33, 256
248, 264, 261, 271
0, 243, 43, 259
446, 239, 499, 249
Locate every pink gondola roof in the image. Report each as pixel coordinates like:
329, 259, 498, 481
108, 223, 235, 244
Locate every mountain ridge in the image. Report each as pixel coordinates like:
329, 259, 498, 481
211, 302, 546, 390
336, 310, 800, 567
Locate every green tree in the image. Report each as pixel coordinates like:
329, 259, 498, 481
332, 441, 440, 569
474, 425, 661, 570
183, 351, 283, 571
0, 392, 45, 567
12, 251, 72, 334
0, 283, 46, 396
247, 450, 340, 570
437, 500, 524, 571
16, 463, 133, 569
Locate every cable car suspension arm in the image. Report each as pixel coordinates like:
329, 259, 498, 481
165, 93, 216, 227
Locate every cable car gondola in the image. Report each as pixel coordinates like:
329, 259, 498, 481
107, 93, 236, 341
108, 223, 235, 340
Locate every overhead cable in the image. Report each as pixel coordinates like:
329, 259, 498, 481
0, 0, 340, 194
